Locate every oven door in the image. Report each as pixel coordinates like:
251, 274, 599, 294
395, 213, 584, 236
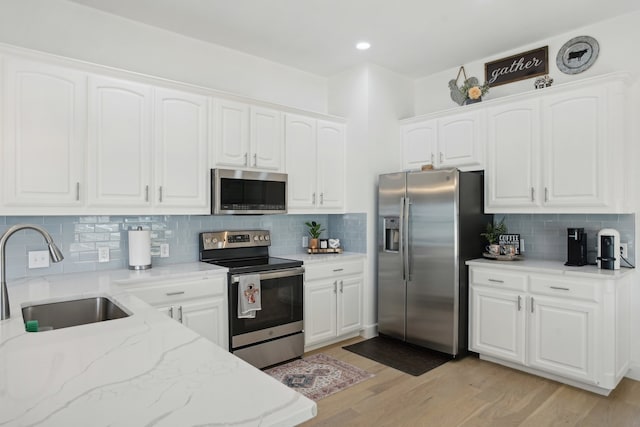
229, 267, 304, 350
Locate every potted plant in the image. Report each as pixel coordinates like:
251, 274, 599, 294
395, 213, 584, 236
481, 218, 507, 255
304, 221, 325, 249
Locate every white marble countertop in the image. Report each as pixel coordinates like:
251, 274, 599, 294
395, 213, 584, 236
282, 251, 365, 264
0, 262, 316, 426
466, 258, 635, 279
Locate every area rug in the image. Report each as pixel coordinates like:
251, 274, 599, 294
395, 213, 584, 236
264, 353, 374, 401
343, 335, 452, 376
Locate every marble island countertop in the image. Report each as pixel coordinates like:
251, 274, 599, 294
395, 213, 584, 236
0, 263, 316, 426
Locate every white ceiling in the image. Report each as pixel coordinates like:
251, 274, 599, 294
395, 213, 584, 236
68, 0, 640, 78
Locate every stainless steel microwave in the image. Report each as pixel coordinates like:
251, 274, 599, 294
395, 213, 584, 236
211, 169, 288, 214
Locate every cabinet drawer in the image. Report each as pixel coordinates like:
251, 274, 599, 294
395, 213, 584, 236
304, 259, 363, 281
529, 276, 599, 302
470, 268, 527, 292
127, 276, 226, 306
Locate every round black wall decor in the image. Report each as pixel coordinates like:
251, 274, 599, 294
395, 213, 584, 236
556, 36, 599, 74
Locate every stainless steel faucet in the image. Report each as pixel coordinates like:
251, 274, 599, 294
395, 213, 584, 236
0, 224, 64, 320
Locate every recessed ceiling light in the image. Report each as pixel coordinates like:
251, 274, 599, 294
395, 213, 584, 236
356, 41, 371, 51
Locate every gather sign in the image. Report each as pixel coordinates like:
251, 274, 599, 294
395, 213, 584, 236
485, 46, 549, 87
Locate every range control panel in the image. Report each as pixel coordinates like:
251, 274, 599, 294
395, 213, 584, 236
200, 230, 271, 250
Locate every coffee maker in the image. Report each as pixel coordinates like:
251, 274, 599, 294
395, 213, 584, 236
565, 228, 587, 266
597, 228, 620, 270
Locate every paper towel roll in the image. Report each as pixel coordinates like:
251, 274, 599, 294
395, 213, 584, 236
128, 228, 151, 270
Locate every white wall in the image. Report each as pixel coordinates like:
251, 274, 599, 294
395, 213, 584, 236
413, 11, 640, 381
328, 63, 413, 337
0, 0, 328, 112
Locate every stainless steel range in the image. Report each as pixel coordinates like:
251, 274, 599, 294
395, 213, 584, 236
199, 230, 304, 369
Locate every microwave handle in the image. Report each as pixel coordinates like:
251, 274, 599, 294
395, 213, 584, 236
231, 267, 305, 283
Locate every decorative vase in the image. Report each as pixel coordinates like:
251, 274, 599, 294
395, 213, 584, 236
464, 97, 482, 105
309, 238, 319, 249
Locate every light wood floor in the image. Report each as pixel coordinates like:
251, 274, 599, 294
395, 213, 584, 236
300, 338, 640, 427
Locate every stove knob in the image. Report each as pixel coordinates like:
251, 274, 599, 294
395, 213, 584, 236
212, 238, 218, 244
258, 235, 264, 241
254, 235, 259, 241
265, 235, 270, 241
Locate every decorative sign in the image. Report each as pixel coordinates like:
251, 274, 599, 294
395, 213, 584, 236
485, 46, 549, 87
498, 234, 521, 255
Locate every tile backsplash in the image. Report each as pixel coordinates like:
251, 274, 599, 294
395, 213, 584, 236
500, 214, 635, 265
0, 213, 367, 281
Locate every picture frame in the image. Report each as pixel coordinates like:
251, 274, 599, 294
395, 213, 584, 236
485, 46, 549, 87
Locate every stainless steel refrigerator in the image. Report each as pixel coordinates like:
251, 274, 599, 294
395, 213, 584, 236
377, 168, 491, 356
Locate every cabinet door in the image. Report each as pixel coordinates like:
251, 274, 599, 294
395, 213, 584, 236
470, 286, 526, 364
316, 120, 345, 210
304, 279, 337, 346
181, 297, 229, 349
154, 87, 209, 212
528, 295, 597, 383
541, 86, 606, 208
337, 276, 362, 336
285, 114, 317, 209
3, 58, 85, 207
485, 99, 540, 211
437, 110, 483, 169
87, 75, 152, 208
250, 106, 283, 171
401, 120, 436, 170
214, 98, 249, 168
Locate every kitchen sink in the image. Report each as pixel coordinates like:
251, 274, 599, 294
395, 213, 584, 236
22, 296, 130, 331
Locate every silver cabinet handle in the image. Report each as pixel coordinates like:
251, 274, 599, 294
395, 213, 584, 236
253, 153, 257, 167
178, 306, 183, 323
550, 286, 570, 291
333, 281, 337, 293
244, 152, 248, 166
531, 297, 535, 313
165, 291, 185, 296
145, 185, 149, 202
517, 295, 522, 311
159, 186, 163, 203
312, 192, 316, 205
320, 192, 324, 205
431, 153, 435, 164
439, 152, 443, 163
169, 306, 174, 318
545, 187, 548, 202
531, 187, 535, 202
333, 268, 344, 272
488, 278, 504, 283
340, 280, 344, 293
76, 182, 80, 201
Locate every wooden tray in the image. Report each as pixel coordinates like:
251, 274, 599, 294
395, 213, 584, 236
482, 252, 523, 261
307, 248, 343, 254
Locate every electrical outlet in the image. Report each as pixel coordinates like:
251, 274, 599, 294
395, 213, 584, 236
98, 247, 110, 263
160, 243, 170, 258
302, 236, 309, 248
620, 243, 628, 259
28, 250, 49, 269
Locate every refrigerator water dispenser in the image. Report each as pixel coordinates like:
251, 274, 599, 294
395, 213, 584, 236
384, 217, 400, 252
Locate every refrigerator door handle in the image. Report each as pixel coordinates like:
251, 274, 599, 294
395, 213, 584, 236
399, 197, 406, 281
403, 197, 411, 281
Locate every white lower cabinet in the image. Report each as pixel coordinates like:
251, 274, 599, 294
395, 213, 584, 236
303, 258, 363, 349
468, 262, 631, 395
125, 273, 228, 349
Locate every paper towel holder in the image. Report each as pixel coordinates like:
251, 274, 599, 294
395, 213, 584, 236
128, 226, 152, 270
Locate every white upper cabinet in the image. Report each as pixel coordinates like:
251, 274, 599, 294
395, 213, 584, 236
87, 75, 152, 209
2, 57, 86, 210
486, 98, 540, 209
285, 114, 345, 212
485, 75, 629, 213
285, 114, 317, 208
214, 99, 283, 171
154, 87, 209, 212
250, 106, 283, 171
316, 120, 345, 209
401, 109, 483, 171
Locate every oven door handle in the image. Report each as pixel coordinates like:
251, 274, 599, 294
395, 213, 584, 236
231, 267, 305, 283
